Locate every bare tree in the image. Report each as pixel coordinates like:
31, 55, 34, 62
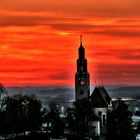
0, 84, 7, 111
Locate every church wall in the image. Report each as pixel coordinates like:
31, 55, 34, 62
92, 108, 108, 116
88, 121, 100, 136
92, 107, 108, 129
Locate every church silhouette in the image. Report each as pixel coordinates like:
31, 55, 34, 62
75, 36, 112, 137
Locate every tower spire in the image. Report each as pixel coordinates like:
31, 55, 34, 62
75, 37, 90, 101
80, 35, 82, 45
79, 35, 85, 59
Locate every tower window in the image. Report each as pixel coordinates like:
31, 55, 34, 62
79, 90, 84, 95
80, 66, 83, 71
80, 80, 85, 85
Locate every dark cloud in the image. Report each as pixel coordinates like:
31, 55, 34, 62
105, 64, 139, 72
94, 63, 140, 85
47, 72, 71, 80
118, 51, 140, 60
94, 28, 140, 37
94, 48, 140, 61
0, 15, 44, 27
96, 63, 140, 76
0, 68, 41, 73
0, 13, 81, 27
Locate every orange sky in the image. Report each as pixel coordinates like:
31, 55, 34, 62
0, 0, 140, 86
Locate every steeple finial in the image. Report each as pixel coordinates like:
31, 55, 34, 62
80, 35, 82, 45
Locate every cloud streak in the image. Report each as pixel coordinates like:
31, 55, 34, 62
0, 3, 140, 86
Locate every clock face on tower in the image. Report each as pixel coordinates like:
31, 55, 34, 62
80, 79, 85, 85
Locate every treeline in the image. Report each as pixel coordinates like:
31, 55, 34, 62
0, 84, 140, 140
0, 94, 42, 134
0, 84, 47, 140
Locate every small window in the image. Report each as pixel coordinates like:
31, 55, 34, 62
80, 66, 83, 71
102, 113, 106, 126
79, 90, 84, 95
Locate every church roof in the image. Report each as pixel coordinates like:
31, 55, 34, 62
90, 86, 111, 108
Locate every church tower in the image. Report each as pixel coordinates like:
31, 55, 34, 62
75, 36, 90, 100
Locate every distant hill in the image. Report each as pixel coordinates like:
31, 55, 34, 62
106, 86, 140, 98
6, 86, 75, 108
6, 86, 140, 107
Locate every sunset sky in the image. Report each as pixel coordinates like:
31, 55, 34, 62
0, 0, 140, 87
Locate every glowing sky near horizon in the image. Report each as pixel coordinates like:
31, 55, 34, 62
0, 0, 140, 86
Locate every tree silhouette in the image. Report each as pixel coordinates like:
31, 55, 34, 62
107, 100, 135, 140
65, 99, 93, 139
65, 107, 76, 131
136, 122, 140, 134
0, 84, 7, 111
43, 102, 64, 139
0, 84, 8, 133
5, 94, 42, 134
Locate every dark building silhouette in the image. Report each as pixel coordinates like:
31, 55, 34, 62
75, 37, 112, 138
90, 86, 111, 108
75, 36, 90, 100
